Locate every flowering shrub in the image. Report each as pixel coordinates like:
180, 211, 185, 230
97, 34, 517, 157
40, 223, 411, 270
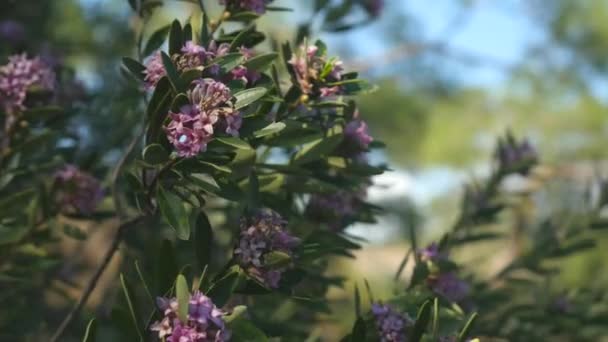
1, 1, 608, 342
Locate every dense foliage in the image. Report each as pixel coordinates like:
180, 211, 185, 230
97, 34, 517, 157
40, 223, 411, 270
1, 1, 608, 341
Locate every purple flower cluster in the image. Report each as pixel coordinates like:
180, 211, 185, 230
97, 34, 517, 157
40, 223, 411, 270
53, 165, 104, 215
371, 303, 412, 342
0, 20, 25, 44
220, 0, 272, 14
0, 54, 55, 114
288, 44, 345, 98
150, 291, 230, 342
495, 134, 538, 175
230, 47, 261, 86
143, 52, 166, 90
144, 41, 258, 90
306, 190, 363, 231
234, 209, 300, 288
164, 78, 241, 157
428, 272, 470, 303
418, 242, 446, 263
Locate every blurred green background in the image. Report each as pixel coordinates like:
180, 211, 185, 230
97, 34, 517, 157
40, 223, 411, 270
4, 0, 608, 339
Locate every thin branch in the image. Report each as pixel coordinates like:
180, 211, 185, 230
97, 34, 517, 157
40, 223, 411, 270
49, 215, 145, 342
51, 116, 146, 341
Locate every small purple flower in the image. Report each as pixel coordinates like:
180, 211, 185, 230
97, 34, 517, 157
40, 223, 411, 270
53, 165, 104, 215
551, 295, 573, 314
0, 20, 25, 44
371, 303, 412, 342
418, 242, 446, 263
288, 43, 346, 98
151, 291, 230, 342
428, 272, 470, 303
306, 190, 360, 231
234, 209, 300, 288
344, 119, 373, 150
220, 0, 272, 14
143, 51, 166, 90
494, 133, 538, 175
164, 105, 217, 157
0, 54, 55, 114
319, 86, 341, 97
164, 78, 240, 157
220, 112, 243, 137
176, 41, 208, 71
189, 79, 233, 110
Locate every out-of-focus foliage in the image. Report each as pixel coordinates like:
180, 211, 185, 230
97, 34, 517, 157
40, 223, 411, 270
2, 0, 608, 341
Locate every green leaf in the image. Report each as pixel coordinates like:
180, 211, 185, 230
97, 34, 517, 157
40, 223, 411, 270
180, 68, 203, 85
156, 239, 178, 293
144, 24, 170, 56
120, 274, 144, 341
194, 212, 213, 269
161, 51, 184, 92
253, 122, 285, 138
227, 317, 268, 342
157, 185, 191, 240
182, 23, 193, 42
227, 11, 260, 22
170, 93, 190, 111
432, 297, 439, 338
409, 300, 432, 342
82, 318, 97, 342
234, 87, 268, 109
176, 274, 190, 323
208, 266, 243, 307
63, 224, 88, 240
263, 251, 291, 269
224, 305, 247, 324
292, 133, 343, 165
458, 312, 478, 342
146, 76, 171, 119
354, 283, 361, 318
168, 19, 183, 55
212, 53, 245, 73
551, 239, 597, 257
142, 144, 169, 165
214, 137, 252, 149
200, 12, 210, 45
122, 57, 146, 81
0, 189, 35, 217
243, 52, 278, 72
351, 316, 367, 342
229, 25, 255, 51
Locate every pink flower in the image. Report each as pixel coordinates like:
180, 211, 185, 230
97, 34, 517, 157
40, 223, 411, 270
428, 272, 470, 303
53, 165, 104, 215
189, 79, 233, 110
0, 54, 55, 114
345, 119, 373, 149
371, 303, 412, 342
151, 291, 229, 342
143, 52, 166, 89
164, 105, 217, 157
234, 209, 300, 288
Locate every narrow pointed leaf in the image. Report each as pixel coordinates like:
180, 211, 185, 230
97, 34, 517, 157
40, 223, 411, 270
234, 87, 268, 109
157, 185, 191, 240
144, 24, 170, 56
82, 318, 97, 342
176, 274, 190, 323
194, 212, 213, 269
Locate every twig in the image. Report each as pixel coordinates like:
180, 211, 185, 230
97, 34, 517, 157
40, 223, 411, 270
49, 215, 145, 342
51, 117, 146, 340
